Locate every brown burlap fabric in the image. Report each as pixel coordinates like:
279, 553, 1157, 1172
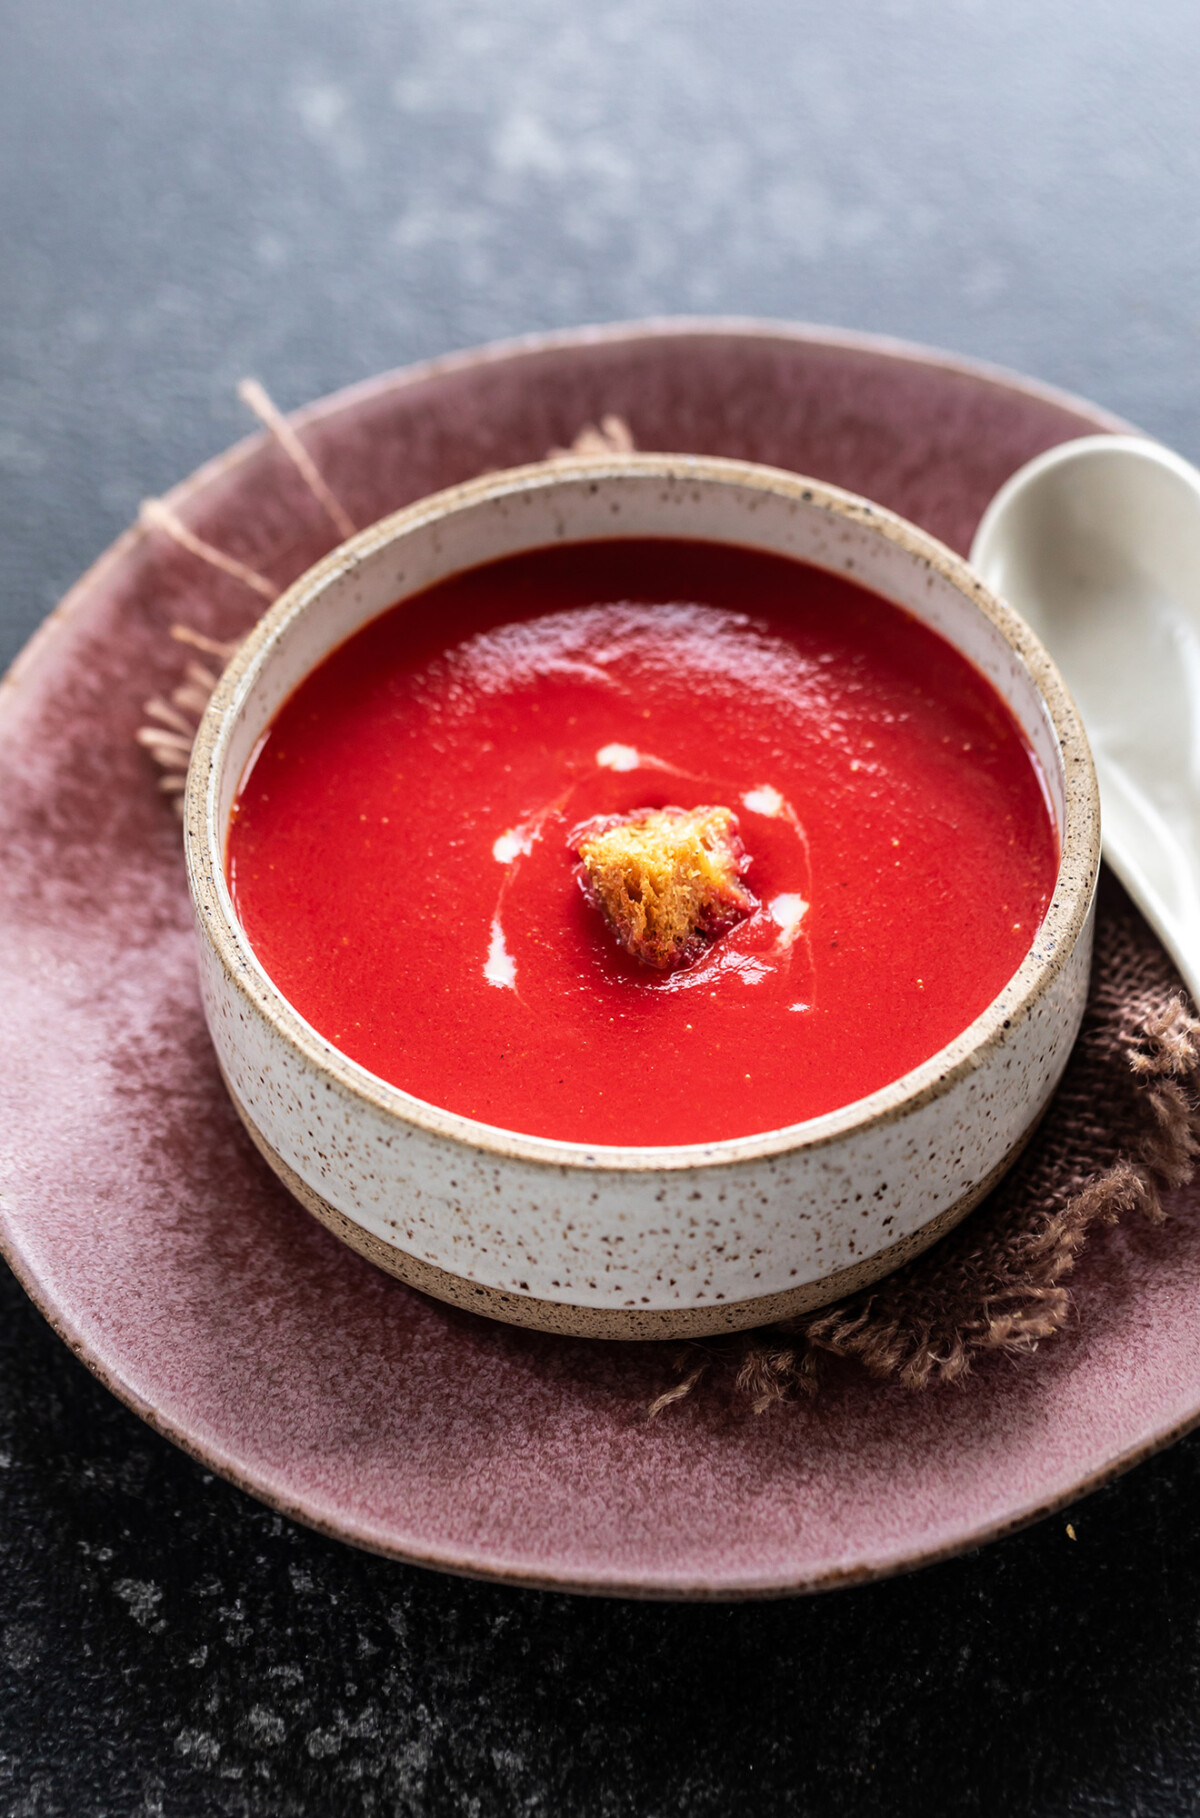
652, 871, 1200, 1414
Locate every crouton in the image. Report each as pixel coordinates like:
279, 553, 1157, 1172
573, 804, 756, 972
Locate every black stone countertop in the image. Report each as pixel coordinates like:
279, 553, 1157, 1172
4, 3, 1200, 1811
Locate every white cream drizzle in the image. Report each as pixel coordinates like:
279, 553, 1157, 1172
483, 918, 517, 990
742, 784, 785, 817
595, 743, 643, 772
768, 893, 809, 946
492, 827, 533, 864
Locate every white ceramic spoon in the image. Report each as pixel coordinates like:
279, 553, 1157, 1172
971, 433, 1200, 1005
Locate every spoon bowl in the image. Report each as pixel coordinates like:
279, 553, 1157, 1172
971, 434, 1200, 1005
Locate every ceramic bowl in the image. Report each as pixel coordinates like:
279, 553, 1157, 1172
185, 454, 1099, 1341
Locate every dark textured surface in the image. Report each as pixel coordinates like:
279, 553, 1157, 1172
6, 1272, 1200, 1817
4, 1, 1200, 1811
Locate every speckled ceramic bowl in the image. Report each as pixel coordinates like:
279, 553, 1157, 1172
185, 454, 1099, 1340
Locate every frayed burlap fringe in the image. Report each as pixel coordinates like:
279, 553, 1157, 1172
651, 876, 1200, 1414
135, 397, 635, 813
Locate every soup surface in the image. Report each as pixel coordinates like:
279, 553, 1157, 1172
227, 539, 1058, 1145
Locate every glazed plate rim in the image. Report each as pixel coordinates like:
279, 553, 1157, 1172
3, 315, 1177, 1601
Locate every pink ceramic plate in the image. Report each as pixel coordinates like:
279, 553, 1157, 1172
2, 318, 1193, 1600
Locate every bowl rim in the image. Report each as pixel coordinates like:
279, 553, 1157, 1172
185, 451, 1100, 1175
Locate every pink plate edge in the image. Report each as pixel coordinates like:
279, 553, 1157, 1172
1, 316, 1174, 1602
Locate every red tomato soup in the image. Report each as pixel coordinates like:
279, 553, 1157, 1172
227, 540, 1058, 1146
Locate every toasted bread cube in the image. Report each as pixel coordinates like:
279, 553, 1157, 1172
574, 804, 756, 972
